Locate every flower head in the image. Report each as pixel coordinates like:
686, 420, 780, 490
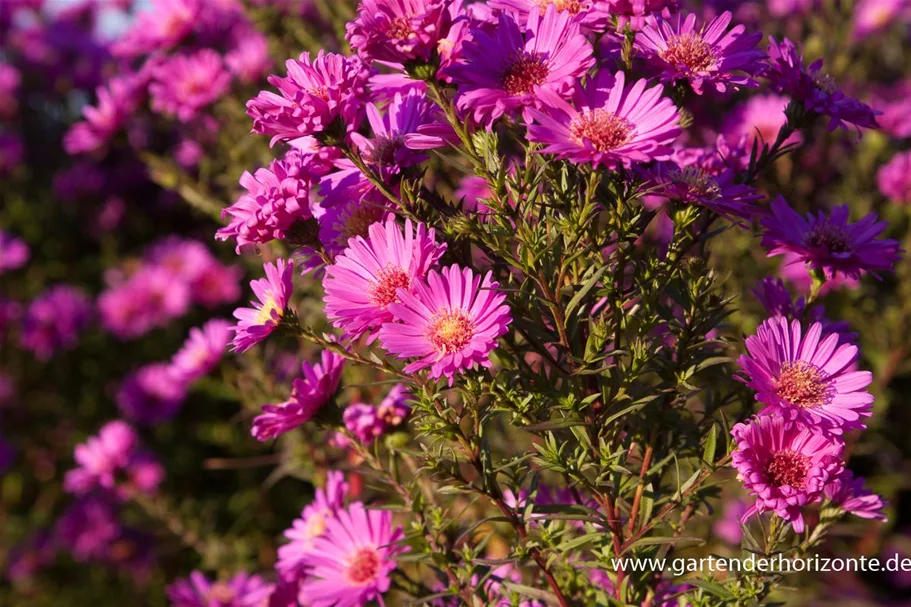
489, 0, 612, 30
852, 0, 909, 41
251, 350, 346, 440
737, 317, 872, 434
824, 469, 887, 520
379, 265, 512, 383
171, 319, 232, 383
149, 49, 232, 122
246, 51, 367, 145
722, 93, 802, 147
766, 37, 879, 131
167, 571, 274, 607
232, 259, 295, 353
760, 196, 902, 281
117, 363, 189, 425
323, 217, 447, 340
64, 74, 143, 155
346, 0, 452, 63
217, 158, 315, 253
297, 502, 406, 607
0, 230, 29, 273
343, 403, 385, 442
278, 471, 349, 582
732, 415, 844, 532
636, 11, 765, 95
527, 70, 680, 169
644, 160, 762, 220
112, 0, 199, 58
877, 150, 911, 204
19, 285, 92, 361
448, 5, 594, 127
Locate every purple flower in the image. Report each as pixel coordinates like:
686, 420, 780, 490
226, 32, 272, 84
171, 319, 232, 383
63, 420, 164, 497
99, 266, 191, 339
323, 218, 447, 340
112, 0, 199, 58
149, 50, 232, 122
379, 265, 512, 383
0, 62, 21, 120
316, 192, 396, 261
713, 499, 749, 545
231, 259, 294, 353
760, 196, 902, 281
731, 414, 844, 532
297, 502, 406, 607
377, 384, 411, 429
346, 0, 452, 63
455, 175, 493, 217
167, 571, 274, 607
877, 150, 911, 204
0, 230, 29, 273
527, 70, 680, 169
489, 0, 612, 30
644, 161, 762, 221
824, 469, 887, 520
55, 496, 122, 562
217, 158, 315, 253
737, 317, 873, 434
277, 471, 349, 582
867, 80, 911, 138
117, 363, 189, 425
251, 350, 345, 441
603, 0, 677, 29
343, 403, 385, 442
722, 94, 802, 147
778, 251, 859, 295
246, 51, 367, 144
765, 37, 879, 132
64, 74, 143, 155
0, 132, 24, 176
19, 285, 93, 361
448, 6, 595, 127
635, 11, 765, 95
852, 0, 909, 41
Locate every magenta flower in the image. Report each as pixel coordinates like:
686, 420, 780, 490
149, 50, 232, 123
64, 75, 142, 155
737, 317, 873, 434
117, 363, 189, 425
217, 158, 314, 253
731, 415, 844, 532
824, 469, 887, 520
852, 0, 909, 41
765, 37, 879, 132
760, 196, 902, 281
323, 218, 447, 340
644, 161, 762, 221
778, 251, 859, 295
246, 51, 367, 144
0, 132, 24, 176
232, 259, 294, 353
112, 0, 199, 58
377, 384, 411, 429
226, 33, 272, 84
63, 420, 164, 497
448, 6, 594, 127
170, 319, 232, 383
489, 0, 612, 29
346, 0, 451, 63
278, 471, 349, 582
635, 11, 765, 95
603, 0, 677, 29
251, 350, 346, 441
0, 230, 29, 273
316, 195, 396, 260
379, 265, 512, 383
99, 266, 191, 339
868, 80, 911, 138
55, 496, 122, 563
877, 150, 911, 204
343, 403, 385, 442
526, 70, 680, 169
297, 502, 406, 607
167, 571, 274, 607
19, 285, 93, 361
721, 94, 802, 147
0, 63, 21, 120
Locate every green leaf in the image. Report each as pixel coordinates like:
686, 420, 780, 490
623, 536, 705, 554
702, 424, 717, 465
688, 579, 735, 601
564, 265, 610, 321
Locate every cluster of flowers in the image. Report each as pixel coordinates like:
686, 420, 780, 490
98, 237, 240, 339
117, 318, 232, 425
64, 0, 271, 162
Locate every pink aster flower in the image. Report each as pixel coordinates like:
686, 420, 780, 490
167, 571, 274, 607
343, 403, 385, 442
778, 251, 859, 295
217, 158, 314, 253
765, 37, 879, 132
112, 0, 199, 58
731, 414, 844, 532
226, 33, 272, 84
19, 285, 93, 361
852, 0, 909, 41
170, 319, 232, 383
737, 317, 873, 434
379, 264, 512, 383
377, 384, 411, 429
98, 266, 192, 339
231, 259, 294, 353
447, 5, 595, 127
346, 0, 452, 63
489, 0, 612, 30
0, 230, 29, 273
277, 471, 349, 582
149, 50, 232, 123
760, 196, 902, 281
526, 70, 680, 169
117, 363, 189, 425
316, 195, 396, 260
64, 74, 143, 155
867, 80, 911, 138
246, 51, 367, 145
644, 161, 762, 221
63, 420, 164, 497
323, 217, 447, 340
877, 150, 911, 204
721, 94, 803, 147
297, 502, 406, 607
824, 469, 887, 521
251, 350, 346, 440
636, 11, 765, 95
